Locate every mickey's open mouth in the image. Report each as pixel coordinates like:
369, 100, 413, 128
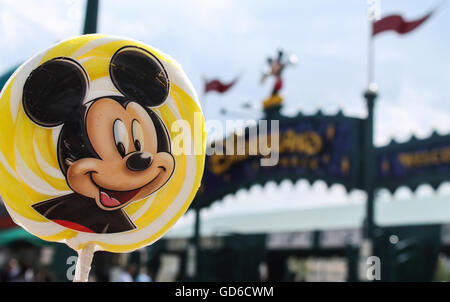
99, 187, 141, 208
94, 168, 166, 208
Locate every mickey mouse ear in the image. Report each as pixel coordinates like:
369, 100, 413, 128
23, 57, 89, 127
110, 46, 170, 107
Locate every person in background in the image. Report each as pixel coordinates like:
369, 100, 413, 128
136, 266, 153, 282
0, 258, 22, 282
34, 267, 53, 282
117, 263, 136, 282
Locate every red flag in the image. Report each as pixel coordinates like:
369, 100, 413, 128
372, 11, 432, 36
204, 78, 237, 94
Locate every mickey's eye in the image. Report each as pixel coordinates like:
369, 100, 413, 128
113, 119, 129, 157
132, 120, 144, 151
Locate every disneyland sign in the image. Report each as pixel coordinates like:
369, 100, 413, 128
195, 113, 363, 208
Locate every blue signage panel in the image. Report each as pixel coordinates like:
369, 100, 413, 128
194, 114, 363, 208
375, 133, 450, 192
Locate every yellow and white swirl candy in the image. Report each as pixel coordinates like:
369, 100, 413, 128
0, 34, 206, 253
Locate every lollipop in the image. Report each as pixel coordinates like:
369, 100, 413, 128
0, 34, 206, 281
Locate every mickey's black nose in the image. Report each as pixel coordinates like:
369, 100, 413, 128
126, 152, 153, 171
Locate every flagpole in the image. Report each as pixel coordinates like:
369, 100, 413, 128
201, 92, 208, 120
368, 20, 374, 88
191, 89, 206, 281
360, 0, 379, 281
366, 0, 379, 91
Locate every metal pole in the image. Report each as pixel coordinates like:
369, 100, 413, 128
366, 0, 379, 88
368, 25, 374, 86
192, 207, 201, 281
361, 2, 379, 269
363, 88, 377, 251
83, 0, 99, 34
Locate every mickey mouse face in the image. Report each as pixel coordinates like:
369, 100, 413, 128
23, 46, 175, 211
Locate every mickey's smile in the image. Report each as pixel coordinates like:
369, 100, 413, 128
91, 167, 165, 209
100, 187, 141, 207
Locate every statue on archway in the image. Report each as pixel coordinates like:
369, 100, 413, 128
261, 50, 297, 109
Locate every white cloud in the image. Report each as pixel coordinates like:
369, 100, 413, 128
375, 80, 450, 146
0, 0, 83, 70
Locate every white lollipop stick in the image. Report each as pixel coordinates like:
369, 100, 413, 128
73, 243, 95, 282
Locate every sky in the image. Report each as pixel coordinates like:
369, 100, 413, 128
0, 0, 449, 224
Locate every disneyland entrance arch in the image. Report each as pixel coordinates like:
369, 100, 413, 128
189, 90, 450, 281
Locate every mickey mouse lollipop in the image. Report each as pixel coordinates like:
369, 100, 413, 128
0, 34, 206, 281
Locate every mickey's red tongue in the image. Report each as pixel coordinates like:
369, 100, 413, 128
100, 192, 121, 207
100, 189, 141, 208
